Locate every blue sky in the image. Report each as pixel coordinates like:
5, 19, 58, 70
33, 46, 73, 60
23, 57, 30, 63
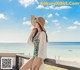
0, 0, 80, 42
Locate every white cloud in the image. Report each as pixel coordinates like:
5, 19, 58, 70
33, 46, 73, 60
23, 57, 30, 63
52, 20, 59, 23
19, 0, 39, 7
36, 5, 48, 9
63, 16, 68, 20
36, 5, 72, 10
48, 14, 52, 18
74, 21, 80, 25
23, 17, 31, 25
35, 0, 39, 4
55, 12, 59, 16
36, 5, 44, 9
67, 26, 77, 30
49, 5, 54, 9
67, 21, 80, 30
52, 20, 59, 26
0, 13, 7, 20
45, 20, 48, 23
23, 21, 31, 25
44, 6, 50, 9
53, 6, 72, 10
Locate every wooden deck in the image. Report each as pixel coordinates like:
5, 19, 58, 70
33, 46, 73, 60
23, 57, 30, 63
0, 53, 80, 70
16, 54, 80, 70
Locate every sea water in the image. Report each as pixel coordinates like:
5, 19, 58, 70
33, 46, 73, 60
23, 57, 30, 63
0, 42, 80, 59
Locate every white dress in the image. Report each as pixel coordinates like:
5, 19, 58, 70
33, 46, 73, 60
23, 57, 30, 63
27, 31, 47, 70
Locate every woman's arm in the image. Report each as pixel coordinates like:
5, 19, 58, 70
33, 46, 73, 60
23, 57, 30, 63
27, 28, 36, 47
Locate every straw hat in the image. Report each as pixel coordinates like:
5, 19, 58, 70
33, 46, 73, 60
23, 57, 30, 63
36, 16, 45, 28
31, 15, 36, 26
31, 15, 45, 28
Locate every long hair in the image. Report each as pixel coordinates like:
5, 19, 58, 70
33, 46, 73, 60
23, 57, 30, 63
32, 23, 48, 42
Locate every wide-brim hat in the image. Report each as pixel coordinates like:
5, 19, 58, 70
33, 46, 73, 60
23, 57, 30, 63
36, 16, 45, 28
31, 15, 36, 26
31, 15, 45, 28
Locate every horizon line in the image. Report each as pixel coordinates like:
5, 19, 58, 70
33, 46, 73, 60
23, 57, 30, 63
0, 41, 80, 43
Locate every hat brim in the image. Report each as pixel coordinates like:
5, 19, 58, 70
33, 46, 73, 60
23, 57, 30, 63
31, 15, 36, 26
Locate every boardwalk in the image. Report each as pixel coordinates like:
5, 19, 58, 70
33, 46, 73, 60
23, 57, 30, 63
16, 54, 80, 70
0, 53, 80, 70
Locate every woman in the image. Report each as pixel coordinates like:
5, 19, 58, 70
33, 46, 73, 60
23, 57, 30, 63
20, 15, 48, 70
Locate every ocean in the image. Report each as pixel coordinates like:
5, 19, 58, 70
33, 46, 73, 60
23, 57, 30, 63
0, 42, 80, 59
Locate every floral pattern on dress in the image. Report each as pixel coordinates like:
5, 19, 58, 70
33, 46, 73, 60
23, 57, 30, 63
33, 36, 39, 57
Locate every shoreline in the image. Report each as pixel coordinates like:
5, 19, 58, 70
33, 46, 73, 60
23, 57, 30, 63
0, 53, 80, 63
50, 56, 80, 63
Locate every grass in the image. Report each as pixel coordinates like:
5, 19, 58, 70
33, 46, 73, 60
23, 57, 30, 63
45, 64, 68, 70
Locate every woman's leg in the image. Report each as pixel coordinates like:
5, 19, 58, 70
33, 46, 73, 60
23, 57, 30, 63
20, 57, 35, 70
32, 57, 43, 70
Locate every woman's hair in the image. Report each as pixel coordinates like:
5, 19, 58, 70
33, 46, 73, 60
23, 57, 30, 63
32, 22, 48, 42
